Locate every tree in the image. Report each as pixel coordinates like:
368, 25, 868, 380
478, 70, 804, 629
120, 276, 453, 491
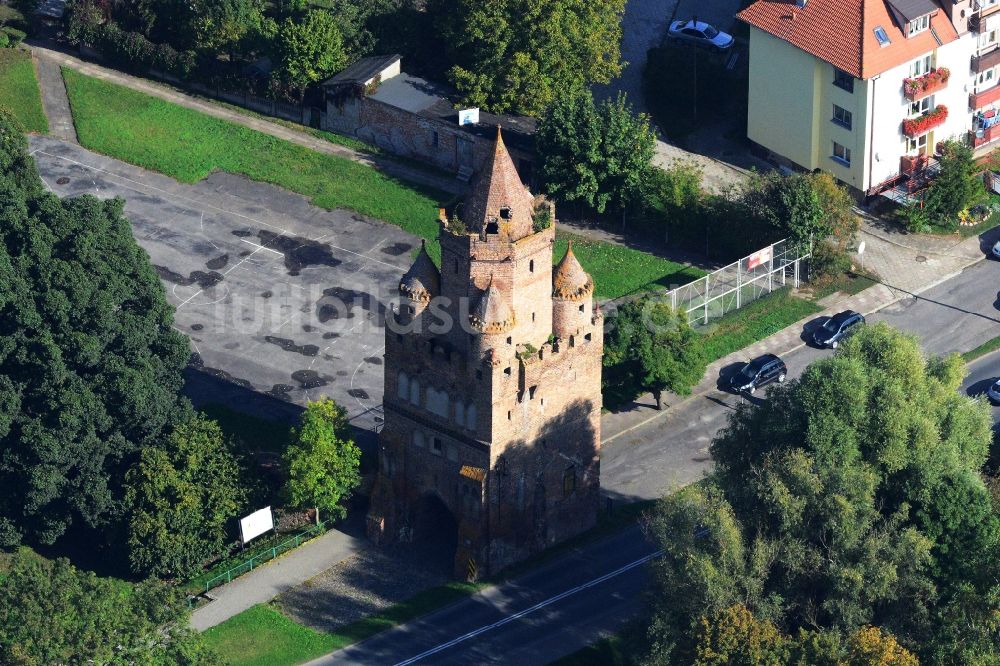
271, 10, 347, 100
124, 415, 245, 579
646, 323, 1000, 664
434, 0, 625, 116
904, 140, 986, 232
0, 108, 192, 549
741, 172, 827, 248
0, 549, 218, 665
642, 162, 704, 243
284, 398, 361, 520
809, 171, 859, 252
536, 91, 656, 215
604, 298, 706, 410
191, 0, 267, 60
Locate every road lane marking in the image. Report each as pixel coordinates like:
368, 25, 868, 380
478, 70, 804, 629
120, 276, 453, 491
391, 549, 664, 666
238, 238, 285, 256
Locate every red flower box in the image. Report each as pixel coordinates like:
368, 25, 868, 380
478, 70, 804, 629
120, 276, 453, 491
903, 67, 950, 100
902, 105, 948, 137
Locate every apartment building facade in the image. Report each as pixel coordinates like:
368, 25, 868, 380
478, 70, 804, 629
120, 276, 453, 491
739, 0, 993, 197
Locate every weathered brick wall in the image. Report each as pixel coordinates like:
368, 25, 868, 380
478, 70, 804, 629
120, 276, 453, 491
323, 95, 532, 177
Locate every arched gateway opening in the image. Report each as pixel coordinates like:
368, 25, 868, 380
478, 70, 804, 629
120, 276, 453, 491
412, 493, 458, 575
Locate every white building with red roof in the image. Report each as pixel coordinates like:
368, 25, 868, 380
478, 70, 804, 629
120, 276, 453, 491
738, 0, 992, 198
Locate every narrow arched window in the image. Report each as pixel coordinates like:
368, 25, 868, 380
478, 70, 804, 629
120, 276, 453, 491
397, 371, 409, 401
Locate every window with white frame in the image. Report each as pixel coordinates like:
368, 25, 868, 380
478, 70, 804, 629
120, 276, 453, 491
909, 54, 932, 78
906, 134, 928, 154
908, 14, 929, 36
909, 95, 933, 117
981, 29, 999, 49
832, 142, 851, 166
978, 67, 997, 90
832, 104, 852, 129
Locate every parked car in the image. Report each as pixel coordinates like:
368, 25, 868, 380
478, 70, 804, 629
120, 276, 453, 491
991, 239, 1000, 259
987, 379, 1000, 404
729, 353, 787, 394
667, 19, 734, 52
812, 310, 866, 349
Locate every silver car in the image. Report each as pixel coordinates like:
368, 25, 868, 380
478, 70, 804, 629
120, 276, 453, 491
668, 19, 735, 52
991, 240, 1000, 259
987, 379, 1000, 404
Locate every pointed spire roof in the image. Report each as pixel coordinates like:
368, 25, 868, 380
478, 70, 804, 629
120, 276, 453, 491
462, 127, 536, 241
399, 240, 440, 302
552, 242, 593, 300
469, 276, 516, 333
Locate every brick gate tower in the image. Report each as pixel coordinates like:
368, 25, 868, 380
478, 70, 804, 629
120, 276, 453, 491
367, 129, 603, 578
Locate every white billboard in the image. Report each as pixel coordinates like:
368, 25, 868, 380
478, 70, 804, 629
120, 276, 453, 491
458, 108, 479, 126
239, 507, 274, 545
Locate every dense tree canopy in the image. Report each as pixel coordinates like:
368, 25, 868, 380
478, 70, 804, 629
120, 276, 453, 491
434, 0, 625, 115
125, 416, 245, 579
271, 9, 347, 100
646, 323, 1000, 664
0, 549, 217, 665
285, 398, 361, 520
536, 91, 656, 214
0, 108, 191, 548
603, 298, 706, 410
903, 140, 986, 232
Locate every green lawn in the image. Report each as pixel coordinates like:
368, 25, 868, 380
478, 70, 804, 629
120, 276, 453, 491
61, 68, 702, 300
62, 68, 444, 241
202, 605, 337, 666
0, 48, 48, 133
699, 288, 823, 363
550, 618, 647, 666
962, 334, 1000, 363
555, 232, 705, 300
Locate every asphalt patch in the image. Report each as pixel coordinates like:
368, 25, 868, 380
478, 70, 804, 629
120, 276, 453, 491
323, 332, 340, 339
154, 265, 224, 289
267, 384, 295, 401
347, 388, 370, 400
191, 323, 204, 331
380, 242, 413, 256
291, 369, 327, 389
231, 229, 254, 237
258, 230, 342, 276
206, 253, 229, 270
364, 356, 383, 365
264, 336, 319, 357
317, 286, 386, 323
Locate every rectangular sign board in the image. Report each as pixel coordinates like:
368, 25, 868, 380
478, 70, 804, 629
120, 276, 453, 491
458, 108, 480, 126
239, 507, 274, 545
746, 247, 772, 271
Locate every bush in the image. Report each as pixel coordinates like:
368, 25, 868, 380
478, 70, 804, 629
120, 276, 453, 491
1, 27, 26, 46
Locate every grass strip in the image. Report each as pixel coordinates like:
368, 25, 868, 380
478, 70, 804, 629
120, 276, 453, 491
962, 334, 1000, 363
61, 68, 703, 300
549, 617, 647, 666
202, 605, 338, 666
699, 287, 823, 363
0, 48, 48, 133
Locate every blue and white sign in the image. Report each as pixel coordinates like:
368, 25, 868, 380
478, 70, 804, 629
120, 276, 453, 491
458, 108, 480, 126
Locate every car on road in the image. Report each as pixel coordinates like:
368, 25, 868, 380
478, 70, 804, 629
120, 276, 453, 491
991, 240, 1000, 260
987, 379, 1000, 404
812, 310, 866, 349
667, 19, 734, 52
730, 353, 787, 394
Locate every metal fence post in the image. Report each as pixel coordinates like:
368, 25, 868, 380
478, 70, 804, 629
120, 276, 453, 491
736, 260, 741, 309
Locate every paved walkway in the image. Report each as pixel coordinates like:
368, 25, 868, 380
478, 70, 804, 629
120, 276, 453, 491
27, 44, 463, 195
33, 53, 77, 143
190, 528, 366, 631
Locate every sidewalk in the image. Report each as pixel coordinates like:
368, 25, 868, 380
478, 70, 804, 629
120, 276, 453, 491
190, 528, 366, 631
28, 44, 463, 196
32, 52, 76, 143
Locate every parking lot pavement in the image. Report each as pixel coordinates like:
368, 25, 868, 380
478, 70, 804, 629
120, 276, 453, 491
29, 136, 418, 434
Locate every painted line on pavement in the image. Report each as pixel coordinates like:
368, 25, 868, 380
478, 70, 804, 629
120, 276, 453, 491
391, 549, 664, 666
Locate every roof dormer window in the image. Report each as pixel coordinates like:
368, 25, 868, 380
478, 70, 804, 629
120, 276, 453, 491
908, 14, 929, 36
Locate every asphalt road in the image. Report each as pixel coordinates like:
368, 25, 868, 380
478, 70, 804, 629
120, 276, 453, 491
308, 526, 658, 666
321, 258, 1000, 665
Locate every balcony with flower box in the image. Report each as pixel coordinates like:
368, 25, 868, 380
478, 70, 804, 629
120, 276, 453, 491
903, 68, 949, 101
902, 105, 948, 138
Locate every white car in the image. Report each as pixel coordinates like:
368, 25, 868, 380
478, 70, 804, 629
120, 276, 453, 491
987, 379, 1000, 404
668, 19, 735, 52
991, 240, 1000, 259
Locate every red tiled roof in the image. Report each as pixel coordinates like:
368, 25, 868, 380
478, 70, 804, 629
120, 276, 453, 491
738, 0, 958, 79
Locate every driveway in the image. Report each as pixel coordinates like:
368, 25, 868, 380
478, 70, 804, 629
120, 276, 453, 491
29, 136, 415, 438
